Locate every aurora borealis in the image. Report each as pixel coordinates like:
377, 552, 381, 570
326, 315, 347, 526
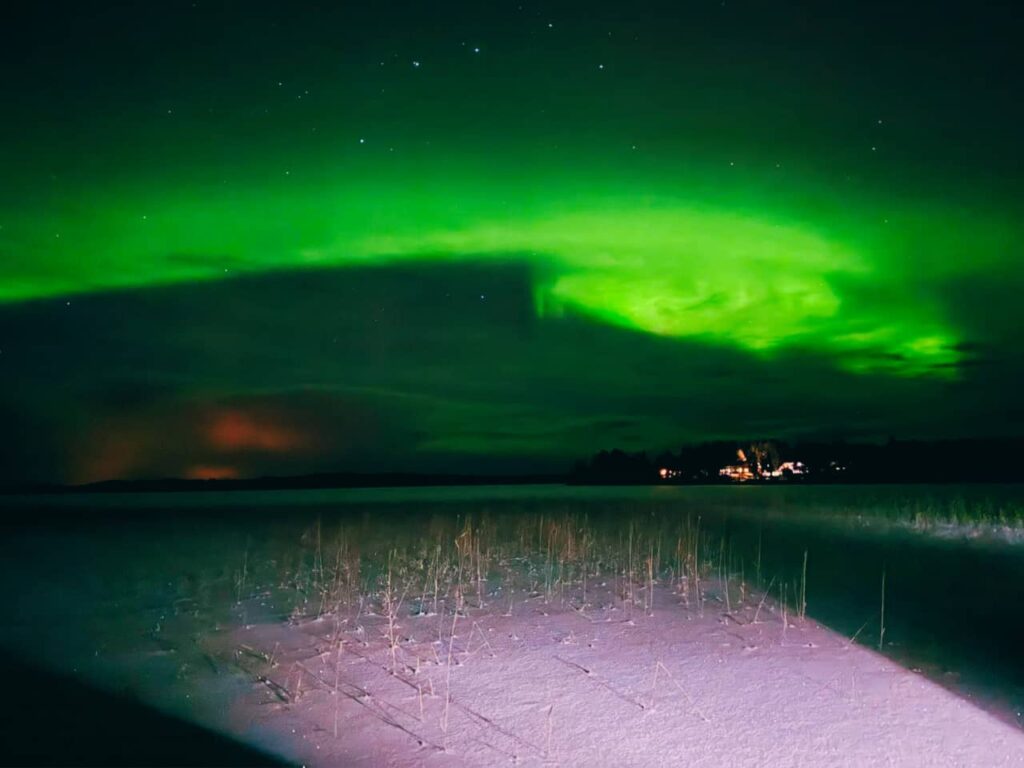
1, 1, 1022, 484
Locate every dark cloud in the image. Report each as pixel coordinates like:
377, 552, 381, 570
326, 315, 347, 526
2, 259, 1022, 485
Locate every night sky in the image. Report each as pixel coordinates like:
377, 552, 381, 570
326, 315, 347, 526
1, 1, 1022, 485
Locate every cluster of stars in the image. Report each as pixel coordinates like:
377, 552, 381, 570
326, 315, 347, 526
153, 15, 632, 158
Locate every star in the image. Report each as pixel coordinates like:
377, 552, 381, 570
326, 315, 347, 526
412, 60, 421, 68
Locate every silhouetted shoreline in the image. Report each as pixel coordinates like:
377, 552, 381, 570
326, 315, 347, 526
4, 437, 1024, 495
1, 472, 567, 496
571, 437, 1024, 485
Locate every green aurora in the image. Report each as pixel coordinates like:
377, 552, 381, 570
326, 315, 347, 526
4, 162, 1016, 376
1, 1, 1022, 483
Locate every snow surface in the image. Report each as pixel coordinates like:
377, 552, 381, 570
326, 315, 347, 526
208, 579, 1024, 767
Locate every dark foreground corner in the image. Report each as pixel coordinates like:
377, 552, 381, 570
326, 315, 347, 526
0, 651, 286, 767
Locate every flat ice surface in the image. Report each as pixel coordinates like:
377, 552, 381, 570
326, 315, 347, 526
215, 580, 1024, 767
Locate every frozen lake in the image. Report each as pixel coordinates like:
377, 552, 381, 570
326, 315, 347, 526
3, 484, 1024, 763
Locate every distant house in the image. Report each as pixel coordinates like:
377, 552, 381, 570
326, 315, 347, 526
768, 461, 807, 478
719, 464, 755, 481
719, 447, 757, 481
718, 447, 807, 482
658, 467, 683, 480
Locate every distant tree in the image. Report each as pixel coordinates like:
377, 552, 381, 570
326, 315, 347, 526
572, 448, 657, 484
654, 450, 679, 471
747, 441, 780, 478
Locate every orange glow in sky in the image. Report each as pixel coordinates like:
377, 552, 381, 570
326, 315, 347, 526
206, 410, 305, 453
183, 464, 240, 480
